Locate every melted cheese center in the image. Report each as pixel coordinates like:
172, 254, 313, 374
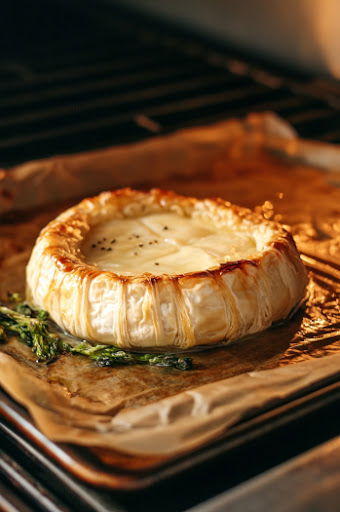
82, 212, 258, 276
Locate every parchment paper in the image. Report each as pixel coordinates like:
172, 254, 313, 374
0, 113, 339, 457
0, 113, 296, 215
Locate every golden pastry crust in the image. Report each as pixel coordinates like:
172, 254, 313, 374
26, 188, 308, 349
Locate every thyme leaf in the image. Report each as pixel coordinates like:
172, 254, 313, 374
0, 297, 193, 370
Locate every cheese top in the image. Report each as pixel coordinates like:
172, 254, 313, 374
82, 212, 259, 276
26, 189, 308, 349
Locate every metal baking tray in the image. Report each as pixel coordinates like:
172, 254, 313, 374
1, 372, 340, 493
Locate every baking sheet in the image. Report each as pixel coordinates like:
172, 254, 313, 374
0, 113, 339, 458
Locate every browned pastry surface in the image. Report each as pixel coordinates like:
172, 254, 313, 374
1, 150, 339, 392
0, 122, 339, 463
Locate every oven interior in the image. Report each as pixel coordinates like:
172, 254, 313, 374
1, 1, 340, 511
1, 0, 340, 169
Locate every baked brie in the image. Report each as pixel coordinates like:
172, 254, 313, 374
26, 189, 308, 350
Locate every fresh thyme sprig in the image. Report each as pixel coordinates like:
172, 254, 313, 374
0, 295, 193, 370
0, 300, 69, 362
71, 342, 193, 370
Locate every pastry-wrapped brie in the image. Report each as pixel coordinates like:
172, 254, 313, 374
26, 189, 308, 349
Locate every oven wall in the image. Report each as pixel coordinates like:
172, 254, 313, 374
112, 0, 340, 78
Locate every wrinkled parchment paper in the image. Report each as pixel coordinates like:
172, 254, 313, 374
1, 350, 339, 456
0, 113, 339, 457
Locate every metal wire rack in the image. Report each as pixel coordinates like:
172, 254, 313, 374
1, 2, 340, 511
1, 1, 340, 168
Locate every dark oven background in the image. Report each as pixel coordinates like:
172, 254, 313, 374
1, 2, 340, 512
1, 0, 340, 169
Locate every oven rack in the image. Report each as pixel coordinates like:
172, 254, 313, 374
0, 0, 340, 168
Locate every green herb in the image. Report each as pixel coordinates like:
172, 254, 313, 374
71, 342, 193, 370
0, 304, 69, 362
9, 292, 49, 320
0, 296, 193, 370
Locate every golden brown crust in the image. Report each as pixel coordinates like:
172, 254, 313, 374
36, 188, 289, 281
26, 188, 308, 349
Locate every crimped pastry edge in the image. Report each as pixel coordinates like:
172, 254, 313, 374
26, 188, 308, 349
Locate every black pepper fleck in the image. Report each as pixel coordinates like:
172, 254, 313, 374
91, 244, 97, 248
101, 247, 105, 251
155, 262, 159, 265
149, 241, 153, 245
107, 248, 112, 251
163, 226, 168, 230
110, 239, 116, 244
138, 243, 144, 248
